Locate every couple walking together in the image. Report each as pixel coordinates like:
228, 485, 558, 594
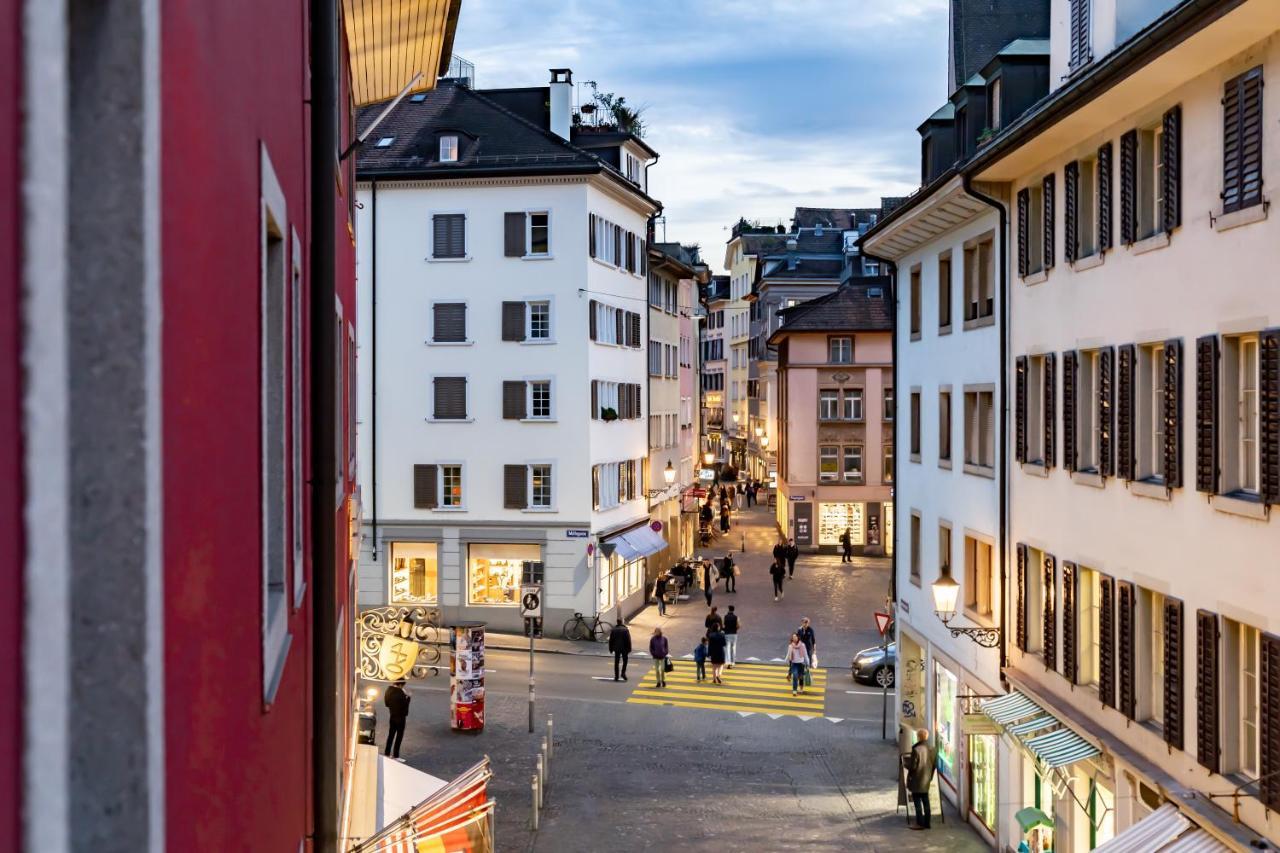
784, 617, 817, 696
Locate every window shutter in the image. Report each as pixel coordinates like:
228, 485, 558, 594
1163, 598, 1185, 751
1195, 335, 1219, 493
1043, 173, 1055, 270
1259, 633, 1280, 810
1099, 346, 1114, 477
1260, 328, 1280, 504
432, 213, 465, 258
432, 377, 467, 420
502, 380, 527, 420
1120, 130, 1137, 245
589, 299, 598, 341
1043, 352, 1056, 469
1062, 561, 1078, 684
433, 302, 467, 343
633, 384, 643, 419
1117, 581, 1136, 719
1196, 609, 1220, 772
615, 310, 624, 346
591, 465, 600, 509
1015, 356, 1028, 463
501, 301, 527, 342
1063, 350, 1078, 473
630, 312, 642, 349
1064, 161, 1079, 264
504, 464, 528, 509
1097, 142, 1113, 251
504, 212, 526, 257
1163, 338, 1183, 488
1042, 553, 1057, 672
413, 464, 438, 509
1222, 67, 1264, 214
1016, 188, 1030, 278
1015, 543, 1028, 651
589, 213, 597, 258
1099, 574, 1116, 708
613, 225, 621, 266
1069, 0, 1090, 69
1162, 105, 1182, 232
1117, 344, 1136, 480
591, 380, 599, 419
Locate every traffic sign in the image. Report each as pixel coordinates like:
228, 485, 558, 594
874, 612, 892, 636
520, 585, 542, 618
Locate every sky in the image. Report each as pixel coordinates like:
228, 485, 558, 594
450, 0, 951, 273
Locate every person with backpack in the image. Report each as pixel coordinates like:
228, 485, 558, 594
649, 627, 669, 688
693, 636, 709, 683
608, 619, 632, 682
840, 527, 853, 563
723, 605, 740, 668
769, 558, 786, 601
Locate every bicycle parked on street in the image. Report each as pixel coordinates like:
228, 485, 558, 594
562, 611, 612, 642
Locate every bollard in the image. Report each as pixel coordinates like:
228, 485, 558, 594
531, 774, 539, 830
536, 754, 545, 809
541, 736, 550, 776
546, 715, 554, 760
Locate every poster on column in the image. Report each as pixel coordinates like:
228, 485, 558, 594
450, 624, 486, 732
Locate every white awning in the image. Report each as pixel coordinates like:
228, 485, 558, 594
376, 755, 448, 831
606, 525, 668, 562
1092, 803, 1229, 853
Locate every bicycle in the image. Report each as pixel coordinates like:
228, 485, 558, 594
562, 611, 612, 642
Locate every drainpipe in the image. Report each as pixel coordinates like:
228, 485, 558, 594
371, 180, 378, 560
962, 175, 1010, 677
310, 0, 339, 850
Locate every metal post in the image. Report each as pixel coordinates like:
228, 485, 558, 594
536, 755, 545, 809
542, 736, 550, 775
880, 628, 890, 740
528, 625, 536, 733
531, 775, 539, 831
547, 715, 554, 760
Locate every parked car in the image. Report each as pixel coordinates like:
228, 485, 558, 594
851, 642, 896, 687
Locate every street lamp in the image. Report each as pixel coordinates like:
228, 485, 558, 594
931, 566, 1000, 648
760, 435, 769, 448
732, 412, 740, 424
663, 460, 676, 485
704, 451, 715, 466
754, 425, 764, 438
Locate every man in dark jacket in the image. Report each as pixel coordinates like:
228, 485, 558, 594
769, 559, 786, 601
785, 539, 799, 578
384, 679, 411, 760
905, 728, 936, 829
608, 620, 632, 681
702, 559, 714, 606
772, 540, 787, 569
722, 552, 736, 593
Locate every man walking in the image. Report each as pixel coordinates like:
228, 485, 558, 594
840, 527, 853, 563
654, 573, 669, 616
796, 617, 817, 680
702, 558, 714, 607
906, 728, 936, 829
723, 605, 740, 668
772, 539, 786, 571
722, 551, 736, 593
785, 539, 799, 578
608, 619, 632, 681
384, 678, 411, 761
769, 558, 786, 601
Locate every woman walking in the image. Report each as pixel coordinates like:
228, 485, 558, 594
650, 627, 669, 688
770, 558, 787, 601
786, 633, 810, 696
708, 626, 728, 684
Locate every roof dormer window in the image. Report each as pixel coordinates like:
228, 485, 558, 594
375, 136, 394, 148
439, 135, 459, 163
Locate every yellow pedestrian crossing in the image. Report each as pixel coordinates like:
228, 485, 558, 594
627, 661, 827, 718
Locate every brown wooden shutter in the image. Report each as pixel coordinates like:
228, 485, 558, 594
504, 212, 526, 257
502, 380, 527, 420
589, 213, 597, 258
1017, 189, 1030, 278
1099, 574, 1116, 708
419, 465, 441, 510
1043, 553, 1057, 672
1164, 598, 1185, 751
1069, 0, 1090, 69
1195, 335, 1220, 493
1099, 347, 1114, 477
1117, 581, 1136, 719
1063, 350, 1077, 472
1222, 67, 1264, 214
1196, 609, 1221, 772
1259, 633, 1280, 810
1064, 161, 1079, 264
504, 464, 528, 509
1097, 142, 1113, 252
1062, 561, 1078, 684
432, 302, 466, 343
433, 377, 467, 419
588, 299, 598, 341
591, 465, 600, 509
1015, 356, 1028, 463
615, 310, 624, 346
630, 312, 642, 349
1163, 338, 1183, 488
1261, 328, 1280, 504
613, 224, 621, 266
1043, 173, 1055, 270
591, 380, 599, 419
1117, 344, 1136, 480
501, 301, 526, 342
1162, 105, 1182, 232
1043, 352, 1056, 469
433, 213, 465, 258
1120, 130, 1137, 245
633, 383, 643, 419
1015, 543, 1028, 651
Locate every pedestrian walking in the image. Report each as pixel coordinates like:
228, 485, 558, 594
785, 633, 809, 696
745, 482, 754, 507
722, 551, 736, 593
723, 605, 740, 668
772, 539, 786, 570
796, 617, 817, 687
719, 499, 731, 533
608, 619, 632, 681
785, 539, 799, 578
734, 485, 744, 511
708, 626, 728, 683
769, 558, 786, 601
654, 574, 669, 616
906, 728, 936, 829
840, 527, 853, 563
701, 559, 714, 607
694, 636, 709, 682
384, 678, 410, 760
704, 606, 722, 633
649, 627, 669, 688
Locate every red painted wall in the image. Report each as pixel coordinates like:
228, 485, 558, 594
0, 0, 22, 848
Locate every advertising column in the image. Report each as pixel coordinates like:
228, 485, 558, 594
450, 623, 486, 732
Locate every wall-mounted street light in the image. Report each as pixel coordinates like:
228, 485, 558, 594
760, 435, 769, 448
932, 566, 1000, 648
754, 425, 764, 438
732, 412, 740, 424
704, 451, 715, 466
663, 460, 676, 485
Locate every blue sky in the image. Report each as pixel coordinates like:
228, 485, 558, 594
451, 0, 950, 273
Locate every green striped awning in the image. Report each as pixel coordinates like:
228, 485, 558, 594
982, 691, 1043, 724
1008, 714, 1058, 737
1024, 727, 1101, 769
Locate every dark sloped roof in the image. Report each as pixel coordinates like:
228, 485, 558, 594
791, 207, 883, 230
769, 280, 893, 341
761, 258, 846, 280
704, 275, 731, 302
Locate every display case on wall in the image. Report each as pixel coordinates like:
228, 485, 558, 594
467, 543, 538, 606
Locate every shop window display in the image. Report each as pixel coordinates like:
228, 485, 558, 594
968, 733, 997, 831
390, 542, 438, 605
934, 662, 958, 781
818, 502, 865, 546
468, 543, 538, 606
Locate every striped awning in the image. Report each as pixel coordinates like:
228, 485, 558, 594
1008, 714, 1058, 737
1023, 727, 1101, 770
1092, 803, 1230, 852
982, 691, 1043, 725
982, 691, 1100, 773
342, 0, 462, 106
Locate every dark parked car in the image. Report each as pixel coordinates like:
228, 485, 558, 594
851, 642, 896, 687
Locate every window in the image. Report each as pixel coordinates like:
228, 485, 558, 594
989, 78, 1003, 130
910, 513, 921, 583
1027, 182, 1045, 274
376, 136, 394, 148
1224, 619, 1261, 777
965, 389, 995, 471
1026, 356, 1046, 464
939, 390, 952, 463
432, 376, 468, 420
530, 464, 553, 509
591, 459, 640, 510
528, 212, 550, 255
964, 236, 995, 322
1079, 568, 1101, 687
1137, 125, 1165, 240
1222, 67, 1264, 214
1078, 156, 1099, 258
1146, 589, 1167, 726
938, 523, 952, 574
1137, 343, 1165, 481
529, 381, 552, 420
390, 542, 438, 605
1223, 334, 1260, 494
910, 391, 921, 458
883, 445, 894, 484
829, 337, 853, 364
884, 387, 894, 421
1077, 350, 1101, 472
528, 301, 551, 340
431, 213, 466, 259
843, 445, 864, 483
842, 389, 864, 421
819, 446, 839, 482
439, 135, 459, 162
467, 543, 538, 606
431, 302, 467, 343
819, 389, 840, 421
441, 464, 463, 508
964, 536, 993, 617
909, 267, 922, 338
938, 253, 952, 330
589, 214, 643, 273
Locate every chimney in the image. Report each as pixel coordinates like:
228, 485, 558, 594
549, 68, 573, 140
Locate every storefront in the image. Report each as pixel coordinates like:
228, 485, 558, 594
934, 660, 959, 788
968, 732, 998, 834
598, 522, 668, 620
818, 501, 865, 548
389, 542, 438, 606
466, 543, 537, 607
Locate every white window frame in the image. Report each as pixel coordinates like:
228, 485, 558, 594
963, 534, 993, 618
526, 297, 554, 343
1079, 156, 1099, 259
439, 135, 459, 162
528, 462, 555, 511
439, 462, 465, 510
1223, 334, 1261, 495
819, 389, 840, 421
842, 445, 864, 483
1026, 356, 1046, 465
594, 301, 622, 346
526, 378, 555, 421
1137, 343, 1165, 482
428, 209, 469, 262
1027, 183, 1045, 275
524, 209, 552, 258
842, 388, 865, 422
1078, 350, 1100, 472
819, 445, 839, 482
830, 336, 853, 363
1137, 125, 1165, 241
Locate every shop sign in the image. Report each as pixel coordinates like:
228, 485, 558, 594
566, 529, 589, 538
794, 502, 813, 547
358, 606, 443, 682
699, 468, 715, 481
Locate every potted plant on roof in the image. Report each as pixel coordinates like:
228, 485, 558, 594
977, 127, 996, 146
601, 406, 618, 422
